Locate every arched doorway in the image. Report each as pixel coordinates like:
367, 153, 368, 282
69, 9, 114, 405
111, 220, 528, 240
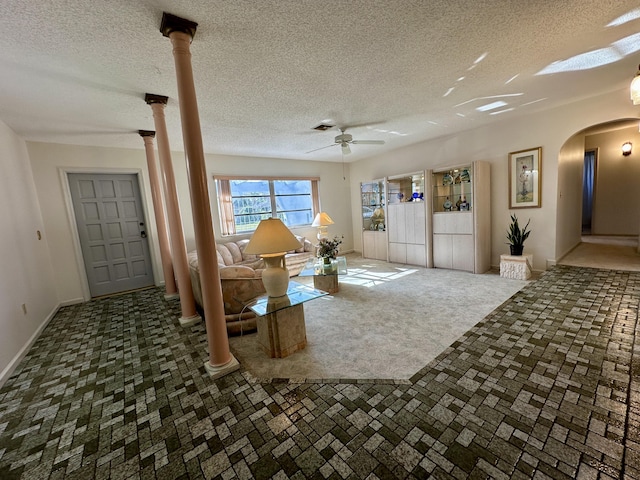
558, 118, 640, 271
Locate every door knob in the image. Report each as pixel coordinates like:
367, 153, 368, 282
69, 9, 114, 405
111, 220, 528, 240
140, 230, 147, 238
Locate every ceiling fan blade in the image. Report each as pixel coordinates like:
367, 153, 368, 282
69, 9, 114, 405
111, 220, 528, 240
342, 143, 351, 155
306, 143, 338, 154
351, 140, 385, 145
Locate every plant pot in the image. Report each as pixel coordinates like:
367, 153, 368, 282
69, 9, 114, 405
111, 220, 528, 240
510, 245, 524, 256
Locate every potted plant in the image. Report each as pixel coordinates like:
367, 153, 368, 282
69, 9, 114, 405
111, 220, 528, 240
506, 214, 531, 256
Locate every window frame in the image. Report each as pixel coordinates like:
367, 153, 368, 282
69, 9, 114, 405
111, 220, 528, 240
215, 175, 320, 236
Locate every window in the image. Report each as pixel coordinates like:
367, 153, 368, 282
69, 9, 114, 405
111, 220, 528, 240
216, 176, 320, 235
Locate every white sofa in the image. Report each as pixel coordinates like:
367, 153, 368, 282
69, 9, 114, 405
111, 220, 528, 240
187, 235, 315, 334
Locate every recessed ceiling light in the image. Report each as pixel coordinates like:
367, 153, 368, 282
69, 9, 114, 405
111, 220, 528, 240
476, 101, 507, 112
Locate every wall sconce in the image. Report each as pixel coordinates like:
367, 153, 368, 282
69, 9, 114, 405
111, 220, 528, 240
622, 142, 633, 156
632, 64, 640, 105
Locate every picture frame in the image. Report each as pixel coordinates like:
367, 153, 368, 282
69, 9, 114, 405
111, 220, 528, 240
509, 147, 542, 208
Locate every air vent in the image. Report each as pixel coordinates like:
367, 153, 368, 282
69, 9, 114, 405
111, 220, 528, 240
313, 123, 334, 131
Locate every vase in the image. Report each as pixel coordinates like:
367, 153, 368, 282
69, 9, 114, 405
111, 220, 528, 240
323, 257, 331, 265
510, 245, 524, 256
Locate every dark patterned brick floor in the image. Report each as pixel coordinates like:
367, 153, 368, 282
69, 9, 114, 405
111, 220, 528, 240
0, 265, 639, 479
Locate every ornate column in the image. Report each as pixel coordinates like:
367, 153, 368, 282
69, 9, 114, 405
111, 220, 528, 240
138, 130, 178, 299
144, 94, 201, 326
160, 12, 239, 378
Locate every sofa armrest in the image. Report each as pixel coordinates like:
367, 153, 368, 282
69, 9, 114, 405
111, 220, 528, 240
219, 265, 260, 279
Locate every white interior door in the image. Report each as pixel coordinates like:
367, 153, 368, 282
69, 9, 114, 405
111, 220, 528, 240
68, 173, 154, 297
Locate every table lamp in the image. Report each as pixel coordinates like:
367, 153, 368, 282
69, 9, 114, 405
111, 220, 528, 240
311, 212, 334, 240
244, 218, 302, 297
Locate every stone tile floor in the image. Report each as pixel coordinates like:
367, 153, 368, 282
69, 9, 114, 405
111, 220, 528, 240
0, 265, 639, 479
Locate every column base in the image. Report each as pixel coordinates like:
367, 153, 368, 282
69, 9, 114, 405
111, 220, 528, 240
164, 292, 180, 300
179, 313, 202, 326
204, 355, 240, 379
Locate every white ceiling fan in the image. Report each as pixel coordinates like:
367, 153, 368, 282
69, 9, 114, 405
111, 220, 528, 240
306, 126, 385, 155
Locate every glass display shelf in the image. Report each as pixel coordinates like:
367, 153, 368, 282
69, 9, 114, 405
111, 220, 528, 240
433, 166, 473, 213
361, 179, 385, 231
387, 172, 425, 205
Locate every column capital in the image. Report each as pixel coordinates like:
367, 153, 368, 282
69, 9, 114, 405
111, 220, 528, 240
138, 130, 155, 138
145, 93, 168, 105
160, 12, 197, 40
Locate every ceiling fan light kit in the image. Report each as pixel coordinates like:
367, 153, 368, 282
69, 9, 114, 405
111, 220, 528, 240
306, 126, 385, 155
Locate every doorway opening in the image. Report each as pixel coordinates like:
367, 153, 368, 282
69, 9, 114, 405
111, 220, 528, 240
581, 148, 597, 235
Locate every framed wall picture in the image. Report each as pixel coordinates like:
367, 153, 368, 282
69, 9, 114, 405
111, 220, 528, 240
509, 147, 542, 208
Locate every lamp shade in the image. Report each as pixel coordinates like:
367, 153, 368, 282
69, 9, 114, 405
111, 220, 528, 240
312, 212, 334, 227
244, 218, 301, 255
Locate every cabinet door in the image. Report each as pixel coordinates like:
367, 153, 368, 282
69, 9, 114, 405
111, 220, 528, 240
410, 203, 426, 245
433, 234, 452, 269
389, 242, 406, 264
374, 233, 388, 261
363, 231, 375, 259
406, 243, 426, 266
452, 234, 474, 271
387, 204, 405, 243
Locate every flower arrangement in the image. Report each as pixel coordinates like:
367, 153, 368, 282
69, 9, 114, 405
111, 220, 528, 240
317, 235, 342, 260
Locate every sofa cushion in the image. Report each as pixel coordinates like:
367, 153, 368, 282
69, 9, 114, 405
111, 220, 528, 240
287, 235, 304, 254
225, 242, 244, 264
216, 244, 234, 266
236, 238, 259, 261
219, 265, 260, 279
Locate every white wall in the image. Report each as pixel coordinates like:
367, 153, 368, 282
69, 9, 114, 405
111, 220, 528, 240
0, 120, 57, 385
586, 125, 640, 235
203, 153, 352, 247
350, 88, 639, 271
27, 143, 162, 303
555, 133, 585, 261
26, 142, 352, 303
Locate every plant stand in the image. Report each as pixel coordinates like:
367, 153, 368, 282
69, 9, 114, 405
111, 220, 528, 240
500, 254, 533, 280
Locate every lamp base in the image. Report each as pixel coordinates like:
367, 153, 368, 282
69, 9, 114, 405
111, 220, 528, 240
261, 254, 290, 297
316, 225, 328, 241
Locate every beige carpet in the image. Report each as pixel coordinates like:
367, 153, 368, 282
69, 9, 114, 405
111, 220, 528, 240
228, 254, 529, 381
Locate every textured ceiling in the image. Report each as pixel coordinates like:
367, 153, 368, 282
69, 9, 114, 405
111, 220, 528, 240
1, 0, 640, 162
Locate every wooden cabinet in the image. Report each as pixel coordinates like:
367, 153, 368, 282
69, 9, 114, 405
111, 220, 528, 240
386, 172, 427, 267
431, 161, 490, 273
361, 179, 388, 260
388, 202, 426, 266
362, 230, 388, 261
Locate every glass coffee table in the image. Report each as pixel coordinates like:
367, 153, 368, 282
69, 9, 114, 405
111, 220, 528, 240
240, 281, 327, 358
298, 256, 347, 294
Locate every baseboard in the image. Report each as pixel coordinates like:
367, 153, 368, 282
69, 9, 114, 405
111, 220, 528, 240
0, 302, 62, 389
60, 297, 84, 307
